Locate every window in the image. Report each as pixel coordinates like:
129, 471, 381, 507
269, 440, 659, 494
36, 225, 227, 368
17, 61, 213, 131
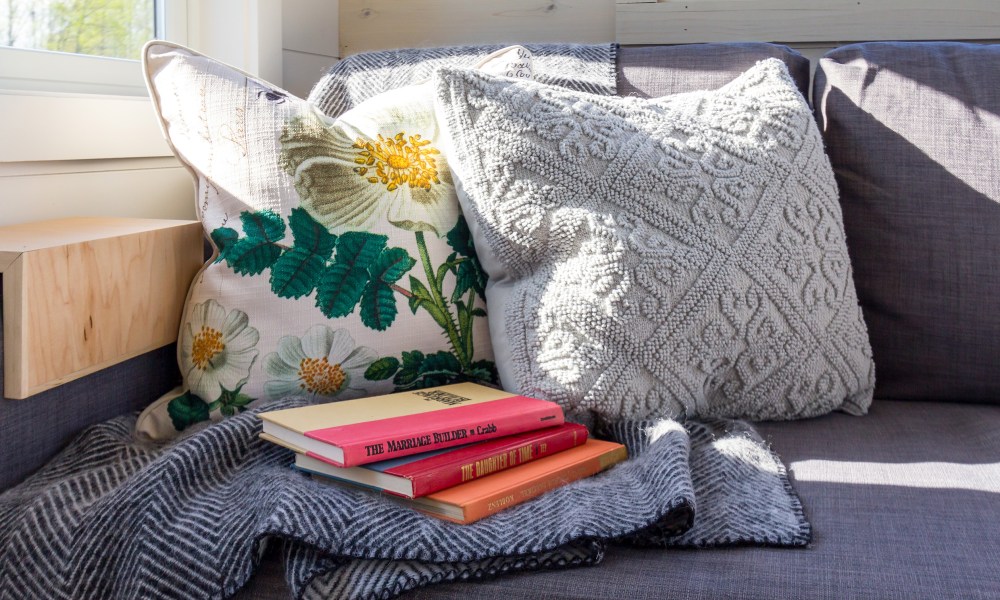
1, 0, 157, 60
0, 0, 280, 163
0, 0, 186, 96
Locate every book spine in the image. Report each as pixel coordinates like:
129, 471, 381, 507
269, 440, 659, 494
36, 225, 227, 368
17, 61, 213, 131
408, 426, 587, 498
459, 446, 627, 524
327, 398, 564, 466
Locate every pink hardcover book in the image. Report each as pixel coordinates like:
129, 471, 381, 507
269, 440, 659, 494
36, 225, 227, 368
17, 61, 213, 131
258, 382, 564, 467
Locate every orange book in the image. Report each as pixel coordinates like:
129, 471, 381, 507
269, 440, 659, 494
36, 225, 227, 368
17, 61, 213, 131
313, 438, 626, 524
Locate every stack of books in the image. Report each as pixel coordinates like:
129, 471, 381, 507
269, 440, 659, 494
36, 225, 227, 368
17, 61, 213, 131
258, 382, 627, 524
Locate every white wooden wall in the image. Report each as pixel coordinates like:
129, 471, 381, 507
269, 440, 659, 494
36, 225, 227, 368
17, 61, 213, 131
282, 0, 1000, 94
282, 0, 341, 98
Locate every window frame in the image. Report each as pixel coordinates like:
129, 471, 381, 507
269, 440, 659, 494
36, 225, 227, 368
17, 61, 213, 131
0, 0, 190, 162
0, 0, 282, 164
0, 0, 188, 97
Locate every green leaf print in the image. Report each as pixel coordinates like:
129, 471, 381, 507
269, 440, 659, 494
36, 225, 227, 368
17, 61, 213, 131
386, 350, 477, 390
364, 356, 400, 381
407, 275, 434, 315
467, 360, 499, 385
370, 247, 416, 286
217, 385, 255, 417
445, 216, 475, 256
453, 260, 487, 303
359, 280, 397, 331
358, 247, 416, 330
222, 211, 286, 276
167, 392, 210, 432
414, 351, 464, 388
446, 216, 487, 301
393, 350, 426, 388
241, 210, 286, 242
226, 239, 282, 276
287, 207, 336, 259
211, 227, 239, 262
270, 247, 327, 299
315, 232, 388, 319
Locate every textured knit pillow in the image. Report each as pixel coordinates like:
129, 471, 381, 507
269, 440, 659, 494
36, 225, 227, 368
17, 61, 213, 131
435, 59, 875, 422
137, 43, 532, 439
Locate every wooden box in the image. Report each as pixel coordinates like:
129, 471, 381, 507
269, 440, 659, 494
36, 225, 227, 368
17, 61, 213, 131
0, 217, 203, 399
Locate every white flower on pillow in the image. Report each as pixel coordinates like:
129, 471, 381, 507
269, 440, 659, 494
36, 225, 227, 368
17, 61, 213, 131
263, 325, 378, 400
180, 299, 260, 403
280, 91, 458, 237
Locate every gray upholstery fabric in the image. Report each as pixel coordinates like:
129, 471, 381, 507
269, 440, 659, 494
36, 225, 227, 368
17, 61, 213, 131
0, 288, 180, 491
617, 43, 810, 99
815, 42, 1000, 403
236, 399, 1000, 599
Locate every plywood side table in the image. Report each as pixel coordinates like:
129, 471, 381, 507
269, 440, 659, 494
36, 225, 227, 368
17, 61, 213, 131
0, 217, 203, 399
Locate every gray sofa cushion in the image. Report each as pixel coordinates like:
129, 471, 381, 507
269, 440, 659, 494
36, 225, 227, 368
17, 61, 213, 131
617, 43, 810, 99
815, 42, 1000, 403
235, 399, 1000, 599
0, 337, 179, 491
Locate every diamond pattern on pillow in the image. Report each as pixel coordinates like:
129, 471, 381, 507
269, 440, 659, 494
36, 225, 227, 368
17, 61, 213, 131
435, 60, 875, 421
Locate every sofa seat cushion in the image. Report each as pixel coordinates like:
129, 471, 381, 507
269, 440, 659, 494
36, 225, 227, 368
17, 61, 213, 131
235, 399, 1000, 599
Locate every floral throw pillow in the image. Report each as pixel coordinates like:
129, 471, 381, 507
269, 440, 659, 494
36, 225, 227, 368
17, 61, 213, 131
137, 42, 531, 439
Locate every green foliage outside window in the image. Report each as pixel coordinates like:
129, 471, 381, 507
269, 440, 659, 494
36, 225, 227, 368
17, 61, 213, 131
1, 0, 154, 60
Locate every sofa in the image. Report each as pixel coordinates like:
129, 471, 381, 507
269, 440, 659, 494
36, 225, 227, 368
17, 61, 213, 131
3, 40, 1000, 599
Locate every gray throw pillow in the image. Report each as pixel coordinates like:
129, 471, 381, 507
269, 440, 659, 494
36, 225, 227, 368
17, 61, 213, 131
434, 59, 875, 421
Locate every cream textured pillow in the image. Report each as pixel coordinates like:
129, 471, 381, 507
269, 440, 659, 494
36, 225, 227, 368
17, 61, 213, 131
138, 43, 531, 438
435, 60, 875, 421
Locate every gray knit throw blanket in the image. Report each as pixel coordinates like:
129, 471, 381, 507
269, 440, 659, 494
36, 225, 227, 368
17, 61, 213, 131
307, 43, 618, 117
0, 398, 808, 599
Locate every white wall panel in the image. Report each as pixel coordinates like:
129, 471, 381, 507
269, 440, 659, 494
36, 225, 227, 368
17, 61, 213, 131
281, 0, 340, 97
340, 0, 615, 56
282, 49, 338, 98
283, 0, 340, 58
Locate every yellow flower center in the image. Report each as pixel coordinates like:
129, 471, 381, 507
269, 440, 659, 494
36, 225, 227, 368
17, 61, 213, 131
191, 326, 225, 370
353, 132, 441, 192
298, 357, 346, 396
387, 154, 411, 170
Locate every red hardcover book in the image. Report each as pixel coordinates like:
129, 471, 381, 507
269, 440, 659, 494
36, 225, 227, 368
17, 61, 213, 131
294, 423, 588, 498
258, 382, 565, 467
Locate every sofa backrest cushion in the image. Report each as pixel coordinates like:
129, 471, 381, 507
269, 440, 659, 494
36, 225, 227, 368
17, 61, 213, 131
815, 42, 1000, 403
617, 43, 810, 99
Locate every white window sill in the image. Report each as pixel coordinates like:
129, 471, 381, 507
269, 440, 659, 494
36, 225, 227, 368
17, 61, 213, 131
0, 90, 172, 163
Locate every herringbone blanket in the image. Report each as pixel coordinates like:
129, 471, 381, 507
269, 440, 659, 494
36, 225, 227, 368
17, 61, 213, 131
0, 398, 808, 599
307, 43, 618, 118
